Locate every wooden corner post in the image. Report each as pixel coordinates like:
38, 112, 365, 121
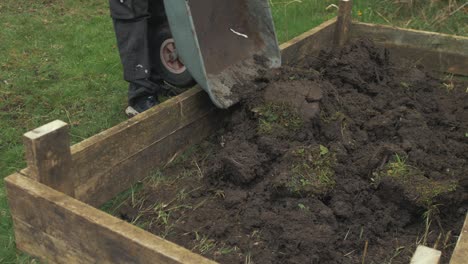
23, 120, 75, 197
334, 0, 353, 47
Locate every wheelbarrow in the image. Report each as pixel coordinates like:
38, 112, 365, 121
163, 0, 282, 108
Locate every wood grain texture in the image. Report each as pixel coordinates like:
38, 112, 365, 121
71, 88, 211, 183
351, 22, 468, 75
77, 108, 226, 206
334, 0, 353, 47
450, 214, 468, 264
280, 18, 336, 65
23, 120, 75, 197
70, 87, 224, 205
5, 173, 216, 264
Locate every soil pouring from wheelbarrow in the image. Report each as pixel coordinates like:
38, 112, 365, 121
163, 0, 282, 109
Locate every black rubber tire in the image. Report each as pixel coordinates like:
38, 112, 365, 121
150, 24, 196, 88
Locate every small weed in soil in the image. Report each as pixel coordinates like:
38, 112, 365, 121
254, 102, 304, 135
374, 154, 458, 208
286, 145, 336, 197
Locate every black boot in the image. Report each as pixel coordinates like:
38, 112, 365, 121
125, 95, 160, 117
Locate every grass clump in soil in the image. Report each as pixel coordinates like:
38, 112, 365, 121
109, 145, 245, 259
191, 232, 239, 257
287, 145, 336, 196
109, 168, 203, 238
374, 154, 458, 208
254, 102, 303, 135
320, 110, 347, 124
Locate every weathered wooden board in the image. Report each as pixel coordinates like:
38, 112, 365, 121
71, 87, 223, 205
351, 22, 468, 76
334, 0, 353, 47
5, 173, 216, 264
77, 108, 225, 206
280, 18, 336, 64
450, 214, 468, 264
23, 120, 74, 197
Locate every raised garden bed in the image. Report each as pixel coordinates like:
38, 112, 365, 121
5, 12, 468, 264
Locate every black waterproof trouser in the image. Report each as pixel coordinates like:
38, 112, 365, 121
109, 0, 164, 104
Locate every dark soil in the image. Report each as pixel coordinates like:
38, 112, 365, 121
117, 39, 468, 264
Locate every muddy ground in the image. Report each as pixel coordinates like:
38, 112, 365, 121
116, 39, 468, 264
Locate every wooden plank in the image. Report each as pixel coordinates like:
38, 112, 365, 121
451, 214, 468, 264
13, 219, 95, 263
5, 173, 217, 264
350, 22, 468, 75
280, 18, 336, 64
334, 0, 353, 47
70, 87, 218, 202
23, 120, 74, 197
71, 87, 212, 184
77, 108, 226, 206
411, 245, 441, 264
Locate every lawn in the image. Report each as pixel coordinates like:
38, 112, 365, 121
0, 0, 466, 262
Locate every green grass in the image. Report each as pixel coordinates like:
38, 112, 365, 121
254, 102, 304, 134
353, 0, 468, 36
0, 0, 466, 262
374, 154, 458, 207
287, 145, 336, 196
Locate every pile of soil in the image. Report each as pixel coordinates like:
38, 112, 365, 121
118, 39, 468, 264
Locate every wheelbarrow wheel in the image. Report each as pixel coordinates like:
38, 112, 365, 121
151, 24, 196, 88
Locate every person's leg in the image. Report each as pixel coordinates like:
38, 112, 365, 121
109, 0, 164, 114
